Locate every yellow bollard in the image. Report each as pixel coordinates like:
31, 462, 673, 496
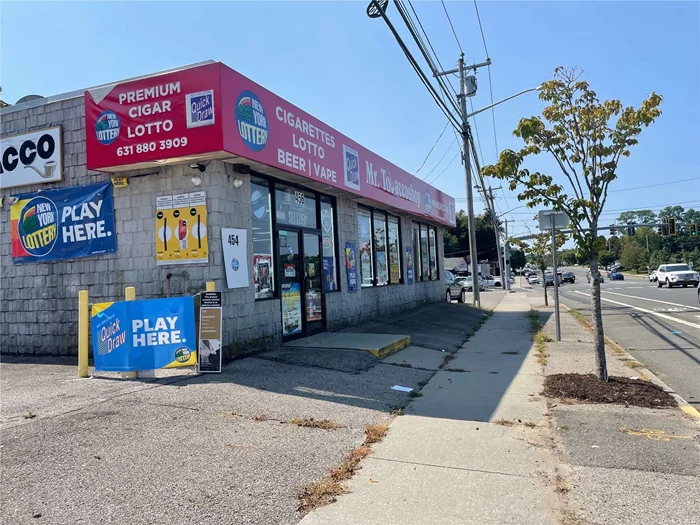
124, 286, 137, 378
206, 281, 215, 291
78, 290, 89, 378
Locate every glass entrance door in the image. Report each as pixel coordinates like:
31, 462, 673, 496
280, 230, 302, 338
303, 232, 324, 334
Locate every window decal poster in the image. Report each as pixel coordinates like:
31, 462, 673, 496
91, 296, 196, 372
345, 241, 358, 293
282, 282, 302, 335
406, 247, 414, 285
155, 191, 208, 265
10, 181, 117, 264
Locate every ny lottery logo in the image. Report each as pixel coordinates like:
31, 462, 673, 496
132, 316, 184, 347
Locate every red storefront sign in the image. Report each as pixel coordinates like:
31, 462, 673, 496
86, 62, 456, 226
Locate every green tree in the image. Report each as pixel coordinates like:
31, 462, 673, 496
617, 209, 657, 227
599, 250, 615, 268
559, 248, 578, 266
620, 243, 644, 273
483, 67, 662, 381
509, 247, 527, 270
608, 236, 621, 259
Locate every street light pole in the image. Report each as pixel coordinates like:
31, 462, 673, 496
458, 55, 481, 308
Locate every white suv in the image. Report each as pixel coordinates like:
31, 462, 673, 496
656, 264, 700, 288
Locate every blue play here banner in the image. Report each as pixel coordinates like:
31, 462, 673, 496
91, 297, 196, 371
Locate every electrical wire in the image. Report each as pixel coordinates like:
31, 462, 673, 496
608, 176, 700, 193
415, 121, 449, 175
422, 138, 457, 180
440, 0, 463, 53
427, 152, 460, 185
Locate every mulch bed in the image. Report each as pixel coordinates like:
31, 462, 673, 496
543, 373, 677, 408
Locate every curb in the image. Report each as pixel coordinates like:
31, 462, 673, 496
555, 300, 700, 423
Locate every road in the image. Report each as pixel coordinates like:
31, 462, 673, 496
528, 267, 699, 409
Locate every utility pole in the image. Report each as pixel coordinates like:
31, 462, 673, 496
487, 187, 506, 291
504, 219, 512, 291
457, 55, 481, 307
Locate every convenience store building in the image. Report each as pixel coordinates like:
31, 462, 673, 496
0, 61, 456, 356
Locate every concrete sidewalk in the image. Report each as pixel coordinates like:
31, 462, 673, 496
301, 292, 562, 525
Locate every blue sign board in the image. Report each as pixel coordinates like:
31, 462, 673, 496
345, 241, 358, 293
91, 297, 196, 372
11, 181, 117, 263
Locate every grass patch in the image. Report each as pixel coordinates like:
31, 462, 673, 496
439, 353, 457, 369
298, 421, 391, 514
288, 418, 342, 431
533, 327, 553, 366
493, 419, 515, 426
390, 408, 405, 416
568, 308, 592, 330
298, 478, 347, 513
365, 422, 389, 444
409, 390, 423, 398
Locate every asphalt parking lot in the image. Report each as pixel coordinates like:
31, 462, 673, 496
1, 301, 490, 525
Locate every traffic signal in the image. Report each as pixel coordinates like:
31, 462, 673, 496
627, 225, 636, 236
668, 217, 677, 236
691, 223, 698, 237
658, 225, 665, 236
610, 226, 617, 236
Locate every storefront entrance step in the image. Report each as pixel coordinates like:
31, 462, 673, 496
381, 346, 445, 371
283, 333, 410, 359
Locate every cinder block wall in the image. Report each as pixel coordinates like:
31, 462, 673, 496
1, 97, 444, 357
0, 97, 281, 357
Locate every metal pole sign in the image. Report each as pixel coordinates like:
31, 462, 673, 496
539, 210, 566, 342
198, 291, 222, 373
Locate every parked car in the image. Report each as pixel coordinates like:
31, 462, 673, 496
444, 270, 469, 303
656, 264, 700, 288
528, 275, 541, 285
482, 275, 508, 288
586, 271, 604, 283
561, 271, 576, 284
649, 270, 658, 283
610, 271, 625, 281
463, 276, 486, 292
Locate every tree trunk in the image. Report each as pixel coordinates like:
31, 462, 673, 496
589, 254, 608, 381
542, 270, 548, 306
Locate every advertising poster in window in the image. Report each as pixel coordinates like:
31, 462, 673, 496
376, 251, 388, 285
254, 254, 272, 296
221, 228, 249, 289
282, 282, 302, 335
198, 292, 222, 373
406, 247, 414, 285
345, 242, 358, 293
155, 191, 208, 265
322, 257, 337, 292
10, 181, 117, 264
91, 296, 196, 372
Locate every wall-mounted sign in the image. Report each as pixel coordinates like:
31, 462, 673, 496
345, 241, 358, 293
1, 126, 63, 189
91, 296, 196, 372
155, 191, 208, 265
198, 291, 222, 373
221, 227, 249, 289
10, 181, 117, 264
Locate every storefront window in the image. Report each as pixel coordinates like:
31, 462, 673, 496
412, 223, 422, 281
251, 177, 274, 299
373, 211, 388, 286
429, 227, 438, 280
388, 216, 401, 283
275, 184, 317, 229
358, 208, 373, 287
320, 197, 338, 292
420, 224, 429, 281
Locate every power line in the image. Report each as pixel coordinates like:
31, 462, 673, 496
427, 151, 460, 185
422, 138, 457, 180
609, 176, 700, 193
415, 121, 449, 175
440, 0, 463, 53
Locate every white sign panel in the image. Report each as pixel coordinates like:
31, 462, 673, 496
222, 228, 249, 289
0, 126, 63, 189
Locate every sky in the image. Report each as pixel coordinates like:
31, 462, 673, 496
2, 1, 699, 240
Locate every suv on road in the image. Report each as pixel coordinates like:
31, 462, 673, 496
656, 264, 700, 288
